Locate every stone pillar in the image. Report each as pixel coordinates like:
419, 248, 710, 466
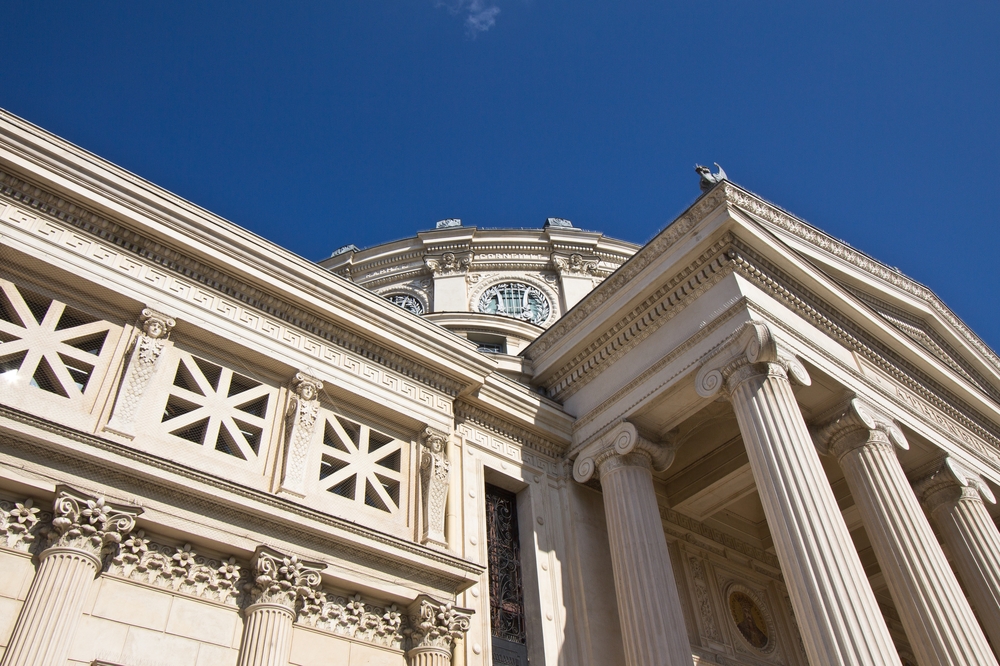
105, 308, 175, 438
552, 252, 599, 311
915, 456, 1000, 655
278, 371, 323, 497
407, 598, 471, 666
695, 322, 900, 666
573, 421, 692, 666
237, 547, 324, 666
420, 428, 450, 549
425, 252, 472, 312
1, 488, 140, 666
814, 399, 997, 666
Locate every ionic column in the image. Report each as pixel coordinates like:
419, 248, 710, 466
573, 421, 692, 666
695, 322, 900, 666
1, 488, 140, 666
407, 598, 471, 666
238, 547, 323, 666
915, 457, 1000, 655
814, 399, 997, 666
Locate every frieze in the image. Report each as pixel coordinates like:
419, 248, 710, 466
300, 592, 406, 648
0, 172, 462, 406
0, 496, 49, 552
455, 402, 564, 460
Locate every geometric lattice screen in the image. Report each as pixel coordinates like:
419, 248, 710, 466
0, 278, 112, 400
319, 415, 404, 515
159, 350, 276, 461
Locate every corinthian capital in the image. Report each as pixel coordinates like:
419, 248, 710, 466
573, 421, 677, 483
247, 546, 324, 611
812, 397, 908, 459
47, 487, 142, 558
914, 456, 996, 510
695, 321, 810, 398
408, 597, 472, 651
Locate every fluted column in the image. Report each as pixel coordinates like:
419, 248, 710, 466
237, 547, 323, 666
1, 488, 140, 666
406, 598, 470, 666
573, 421, 692, 666
915, 456, 1000, 655
696, 322, 900, 666
815, 399, 997, 666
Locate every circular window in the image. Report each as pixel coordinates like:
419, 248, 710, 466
728, 589, 773, 653
385, 294, 424, 315
476, 282, 550, 325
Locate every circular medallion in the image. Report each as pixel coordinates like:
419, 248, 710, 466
728, 589, 771, 652
385, 294, 424, 315
476, 282, 550, 325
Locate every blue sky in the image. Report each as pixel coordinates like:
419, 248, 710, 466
2, 2, 999, 350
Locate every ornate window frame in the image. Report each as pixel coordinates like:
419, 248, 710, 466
467, 275, 559, 328
723, 582, 778, 657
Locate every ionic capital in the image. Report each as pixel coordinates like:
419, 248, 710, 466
695, 321, 810, 399
573, 421, 676, 483
914, 456, 996, 512
247, 546, 324, 612
812, 398, 908, 460
46, 487, 142, 561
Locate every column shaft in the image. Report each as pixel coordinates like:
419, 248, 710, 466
0, 547, 100, 666
729, 368, 900, 666
600, 453, 693, 666
408, 646, 451, 666
927, 487, 1000, 653
837, 438, 997, 665
238, 604, 295, 666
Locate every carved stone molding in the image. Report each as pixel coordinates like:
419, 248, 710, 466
46, 487, 141, 560
552, 252, 599, 276
573, 421, 676, 483
695, 321, 811, 400
105, 308, 176, 437
420, 428, 451, 549
424, 252, 472, 277
407, 597, 471, 654
0, 497, 48, 553
246, 546, 324, 612
279, 371, 324, 496
812, 398, 908, 460
299, 592, 405, 649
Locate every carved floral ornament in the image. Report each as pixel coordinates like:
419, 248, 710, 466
573, 421, 677, 483
424, 252, 472, 276
552, 252, 599, 276
695, 321, 811, 399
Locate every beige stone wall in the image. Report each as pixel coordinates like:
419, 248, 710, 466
0, 550, 32, 663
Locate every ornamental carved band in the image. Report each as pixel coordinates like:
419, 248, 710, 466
247, 547, 324, 611
280, 371, 324, 496
420, 428, 450, 548
915, 456, 996, 511
48, 487, 142, 559
552, 252, 599, 276
812, 397, 908, 459
409, 598, 472, 651
695, 321, 811, 399
573, 421, 677, 483
425, 252, 472, 277
106, 308, 175, 435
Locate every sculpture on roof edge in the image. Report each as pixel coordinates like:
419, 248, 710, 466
696, 163, 728, 192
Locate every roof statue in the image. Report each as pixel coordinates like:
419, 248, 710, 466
695, 162, 728, 192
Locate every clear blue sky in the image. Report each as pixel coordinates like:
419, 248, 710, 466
2, 2, 999, 350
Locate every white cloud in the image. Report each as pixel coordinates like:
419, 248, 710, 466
436, 0, 501, 37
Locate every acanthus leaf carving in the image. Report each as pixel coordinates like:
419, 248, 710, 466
552, 252, 599, 276
299, 592, 406, 648
407, 598, 472, 651
424, 252, 472, 277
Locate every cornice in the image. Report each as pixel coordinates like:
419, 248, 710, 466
540, 237, 735, 400
722, 183, 1000, 381
0, 403, 482, 589
0, 171, 467, 397
524, 188, 729, 361
454, 401, 564, 460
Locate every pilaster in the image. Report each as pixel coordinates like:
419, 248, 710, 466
420, 428, 451, 549
0, 488, 140, 666
814, 399, 997, 666
425, 252, 473, 312
573, 421, 692, 666
279, 371, 324, 496
696, 321, 900, 666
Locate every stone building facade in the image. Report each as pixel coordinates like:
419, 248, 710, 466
1, 108, 1000, 666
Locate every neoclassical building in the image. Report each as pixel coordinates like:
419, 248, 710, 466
1, 108, 999, 666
